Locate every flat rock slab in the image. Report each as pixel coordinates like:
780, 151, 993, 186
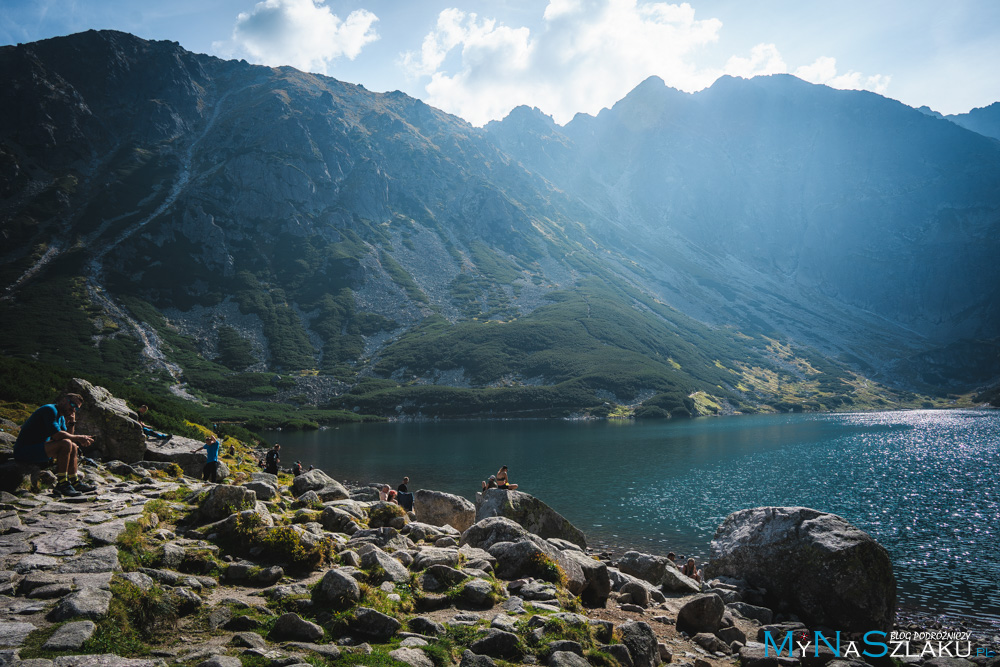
33, 530, 88, 555
87, 521, 127, 545
0, 621, 36, 647
48, 588, 113, 621
53, 655, 168, 667
43, 621, 96, 650
57, 546, 121, 573
389, 647, 434, 667
14, 554, 62, 573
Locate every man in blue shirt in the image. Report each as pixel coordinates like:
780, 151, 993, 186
192, 435, 221, 483
14, 393, 96, 497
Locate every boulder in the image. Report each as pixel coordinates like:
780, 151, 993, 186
461, 579, 496, 607
617, 551, 671, 586
488, 539, 561, 580
242, 481, 277, 501
692, 632, 731, 654
270, 613, 324, 642
312, 568, 361, 609
676, 594, 725, 635
469, 629, 522, 661
414, 490, 476, 532
618, 621, 661, 667
199, 485, 258, 523
348, 607, 401, 642
460, 650, 497, 667
145, 435, 231, 479
389, 647, 434, 667
727, 602, 774, 625
706, 507, 896, 632
291, 470, 349, 501
475, 489, 586, 548
67, 378, 145, 463
320, 506, 359, 534
557, 549, 611, 607
411, 547, 461, 571
48, 588, 113, 621
360, 546, 411, 584
549, 652, 590, 667
408, 617, 445, 636
621, 582, 650, 608
461, 517, 533, 550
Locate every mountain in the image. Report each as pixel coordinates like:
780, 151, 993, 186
1, 31, 998, 420
947, 102, 1000, 142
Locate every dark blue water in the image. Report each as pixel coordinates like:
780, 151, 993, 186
265, 409, 1000, 622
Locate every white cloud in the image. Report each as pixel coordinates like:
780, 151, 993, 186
723, 43, 786, 78
215, 0, 379, 75
402, 0, 724, 125
795, 56, 891, 94
401, 1, 890, 126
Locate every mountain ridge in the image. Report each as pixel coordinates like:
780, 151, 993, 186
2, 30, 998, 420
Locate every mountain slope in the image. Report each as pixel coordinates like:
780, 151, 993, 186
1, 32, 996, 419
487, 75, 1000, 383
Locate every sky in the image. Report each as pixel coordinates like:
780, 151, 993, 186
2, 0, 999, 126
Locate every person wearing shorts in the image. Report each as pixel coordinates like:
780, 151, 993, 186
14, 393, 96, 497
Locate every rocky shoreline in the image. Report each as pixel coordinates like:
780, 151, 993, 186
2, 381, 998, 667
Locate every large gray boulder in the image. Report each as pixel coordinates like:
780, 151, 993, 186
676, 594, 725, 635
461, 517, 532, 550
618, 621, 661, 667
414, 490, 476, 532
291, 469, 349, 500
475, 489, 586, 548
348, 607, 401, 642
67, 378, 145, 463
557, 549, 611, 607
616, 550, 700, 593
145, 435, 230, 479
312, 569, 361, 609
199, 485, 258, 523
706, 506, 897, 632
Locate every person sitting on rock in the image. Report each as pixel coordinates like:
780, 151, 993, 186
292, 461, 303, 476
682, 557, 701, 582
192, 435, 221, 483
496, 465, 518, 490
136, 405, 170, 440
386, 489, 399, 504
481, 475, 498, 491
13, 392, 97, 497
265, 443, 281, 475
667, 552, 679, 569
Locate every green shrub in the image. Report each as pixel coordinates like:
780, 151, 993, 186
528, 553, 566, 586
368, 502, 407, 528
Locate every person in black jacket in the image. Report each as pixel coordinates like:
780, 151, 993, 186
265, 443, 281, 474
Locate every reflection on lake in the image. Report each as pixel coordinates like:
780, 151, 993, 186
264, 409, 1000, 622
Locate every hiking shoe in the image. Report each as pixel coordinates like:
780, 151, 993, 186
53, 482, 82, 497
72, 480, 97, 493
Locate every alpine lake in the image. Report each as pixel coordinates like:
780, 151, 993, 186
265, 409, 1000, 625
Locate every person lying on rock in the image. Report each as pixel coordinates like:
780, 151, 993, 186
496, 465, 518, 490
192, 435, 221, 483
136, 405, 171, 440
13, 392, 97, 497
